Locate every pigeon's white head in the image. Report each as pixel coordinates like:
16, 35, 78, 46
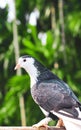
14, 55, 52, 87
15, 55, 40, 87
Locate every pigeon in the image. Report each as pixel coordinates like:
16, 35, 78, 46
15, 55, 81, 130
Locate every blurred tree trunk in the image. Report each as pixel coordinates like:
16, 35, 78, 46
12, 0, 26, 126
58, 0, 67, 64
51, 5, 56, 31
50, 4, 57, 50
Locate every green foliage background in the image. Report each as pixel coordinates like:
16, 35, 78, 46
0, 0, 81, 126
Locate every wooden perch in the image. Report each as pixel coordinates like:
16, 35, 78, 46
0, 126, 66, 130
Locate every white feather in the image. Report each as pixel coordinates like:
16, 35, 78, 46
40, 107, 49, 116
63, 120, 81, 130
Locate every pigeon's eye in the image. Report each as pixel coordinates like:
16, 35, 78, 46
23, 59, 26, 62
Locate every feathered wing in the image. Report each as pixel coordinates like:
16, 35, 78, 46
31, 79, 81, 130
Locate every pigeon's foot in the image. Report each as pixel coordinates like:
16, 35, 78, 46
33, 124, 48, 130
32, 117, 51, 130
56, 118, 64, 128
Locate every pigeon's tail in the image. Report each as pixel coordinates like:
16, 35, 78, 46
52, 108, 81, 130
77, 102, 81, 111
63, 119, 81, 130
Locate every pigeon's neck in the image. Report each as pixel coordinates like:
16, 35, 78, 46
25, 65, 39, 88
24, 60, 57, 88
29, 67, 56, 88
34, 60, 57, 82
30, 68, 50, 88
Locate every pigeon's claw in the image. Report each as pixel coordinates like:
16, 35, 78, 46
56, 118, 64, 128
33, 124, 48, 130
32, 117, 51, 129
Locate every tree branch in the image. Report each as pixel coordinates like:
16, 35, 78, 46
12, 0, 26, 126
58, 0, 67, 64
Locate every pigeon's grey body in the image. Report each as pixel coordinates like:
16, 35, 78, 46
31, 80, 79, 117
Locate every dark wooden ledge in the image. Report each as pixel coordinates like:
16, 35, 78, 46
0, 126, 66, 130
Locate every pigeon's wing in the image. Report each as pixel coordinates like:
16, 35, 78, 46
56, 79, 80, 103
33, 80, 79, 117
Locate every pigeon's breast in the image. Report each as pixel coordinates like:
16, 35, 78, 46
31, 84, 40, 104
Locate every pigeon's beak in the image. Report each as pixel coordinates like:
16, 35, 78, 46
14, 63, 20, 70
